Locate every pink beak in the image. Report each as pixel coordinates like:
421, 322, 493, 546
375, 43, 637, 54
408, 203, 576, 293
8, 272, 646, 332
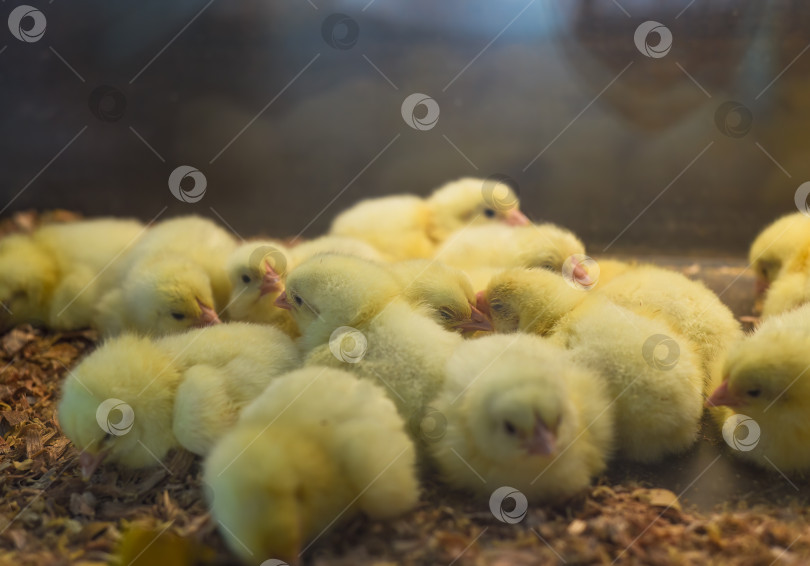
195, 300, 222, 327
455, 302, 494, 332
475, 291, 491, 318
524, 419, 557, 456
79, 449, 109, 480
705, 379, 743, 408
571, 260, 594, 287
259, 262, 283, 297
274, 290, 292, 310
504, 208, 530, 226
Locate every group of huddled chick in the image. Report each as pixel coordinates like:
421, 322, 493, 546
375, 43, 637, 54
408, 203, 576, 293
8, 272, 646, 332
2, 178, 807, 564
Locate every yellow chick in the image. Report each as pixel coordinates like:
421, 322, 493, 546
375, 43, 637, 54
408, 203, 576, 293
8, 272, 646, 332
94, 215, 237, 336
749, 212, 810, 296
389, 259, 492, 332
706, 303, 810, 473
58, 322, 300, 476
435, 223, 585, 274
225, 240, 298, 336
277, 254, 462, 421
205, 367, 419, 564
288, 234, 387, 264
761, 245, 810, 317
329, 177, 528, 261
552, 298, 704, 463
431, 334, 614, 501
0, 218, 144, 331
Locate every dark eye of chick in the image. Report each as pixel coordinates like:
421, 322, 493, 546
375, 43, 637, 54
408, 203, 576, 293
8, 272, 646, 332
747, 388, 762, 398
438, 309, 453, 320
503, 421, 517, 435
483, 208, 496, 218
294, 295, 303, 306
171, 312, 185, 320
490, 301, 504, 312
241, 274, 251, 284
540, 263, 555, 272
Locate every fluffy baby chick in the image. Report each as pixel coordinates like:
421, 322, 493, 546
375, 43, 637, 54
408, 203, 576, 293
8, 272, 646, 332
95, 215, 237, 336
481, 266, 740, 388
761, 245, 810, 317
706, 303, 810, 473
552, 298, 704, 463
289, 234, 387, 264
225, 240, 298, 336
389, 259, 492, 332
431, 334, 614, 501
329, 177, 528, 261
58, 323, 299, 476
435, 223, 585, 275
0, 218, 144, 331
749, 212, 810, 295
277, 254, 462, 420
205, 367, 419, 564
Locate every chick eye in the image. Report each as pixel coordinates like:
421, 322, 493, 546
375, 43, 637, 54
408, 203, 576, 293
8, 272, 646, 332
747, 388, 762, 398
438, 309, 453, 320
293, 295, 303, 306
241, 274, 251, 284
490, 301, 504, 312
540, 263, 555, 272
483, 208, 496, 218
171, 312, 186, 320
503, 421, 517, 435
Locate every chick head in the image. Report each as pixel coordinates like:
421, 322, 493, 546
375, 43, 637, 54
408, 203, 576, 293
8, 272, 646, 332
707, 327, 810, 418
480, 268, 583, 334
0, 234, 58, 329
512, 224, 587, 273
394, 260, 491, 332
276, 253, 400, 334
426, 177, 529, 240
58, 334, 183, 477
451, 335, 580, 462
125, 257, 221, 335
749, 213, 810, 295
226, 241, 288, 318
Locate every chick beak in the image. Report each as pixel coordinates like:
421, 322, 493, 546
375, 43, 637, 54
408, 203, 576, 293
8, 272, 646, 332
524, 419, 557, 456
259, 262, 283, 297
454, 303, 494, 332
571, 260, 594, 287
79, 449, 109, 480
705, 379, 743, 408
755, 277, 770, 296
475, 291, 491, 318
195, 300, 222, 327
504, 208, 531, 226
274, 290, 292, 310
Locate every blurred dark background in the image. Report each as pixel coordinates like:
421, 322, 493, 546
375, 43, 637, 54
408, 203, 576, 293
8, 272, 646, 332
1, 0, 809, 254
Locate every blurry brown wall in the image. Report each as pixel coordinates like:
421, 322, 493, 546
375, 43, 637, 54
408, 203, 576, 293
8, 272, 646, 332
1, 0, 809, 254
